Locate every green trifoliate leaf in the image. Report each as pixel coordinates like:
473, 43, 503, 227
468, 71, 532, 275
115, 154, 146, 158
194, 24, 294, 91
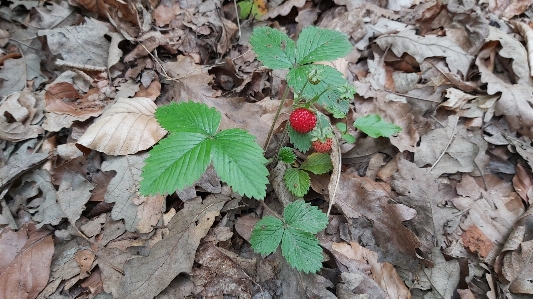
155, 101, 220, 135
354, 114, 402, 138
300, 153, 332, 175
278, 147, 296, 164
140, 132, 212, 195
212, 128, 269, 199
250, 216, 284, 255
250, 27, 295, 70
281, 226, 323, 273
288, 126, 311, 152
283, 168, 310, 198
287, 65, 350, 115
296, 26, 353, 65
283, 200, 328, 234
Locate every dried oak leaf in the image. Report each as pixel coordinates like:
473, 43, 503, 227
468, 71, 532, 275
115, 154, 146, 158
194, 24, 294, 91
77, 97, 166, 155
191, 243, 252, 298
44, 82, 106, 121
331, 242, 411, 299
0, 223, 54, 299
453, 174, 525, 262
335, 171, 421, 271
477, 48, 533, 139
38, 18, 109, 68
0, 90, 44, 142
375, 30, 473, 77
495, 206, 533, 294
118, 195, 228, 299
391, 159, 458, 255
411, 247, 460, 298
101, 154, 148, 232
0, 58, 25, 97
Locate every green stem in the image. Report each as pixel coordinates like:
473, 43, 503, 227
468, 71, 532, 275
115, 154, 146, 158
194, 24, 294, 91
263, 84, 290, 151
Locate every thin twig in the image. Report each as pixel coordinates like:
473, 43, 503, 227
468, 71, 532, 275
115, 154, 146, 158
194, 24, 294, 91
264, 84, 290, 151
427, 119, 457, 173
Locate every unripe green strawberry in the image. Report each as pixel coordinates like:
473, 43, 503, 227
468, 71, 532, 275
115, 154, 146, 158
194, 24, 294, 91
312, 138, 332, 153
289, 108, 316, 134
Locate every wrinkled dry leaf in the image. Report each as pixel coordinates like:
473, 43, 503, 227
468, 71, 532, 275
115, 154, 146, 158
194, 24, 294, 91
391, 159, 458, 254
101, 154, 147, 231
375, 30, 473, 76
331, 242, 411, 299
0, 58, 25, 97
38, 17, 110, 68
77, 97, 166, 155
118, 195, 228, 298
57, 170, 94, 224
24, 169, 66, 227
0, 91, 44, 142
411, 247, 460, 298
335, 171, 421, 271
132, 194, 165, 233
0, 223, 54, 299
44, 82, 105, 121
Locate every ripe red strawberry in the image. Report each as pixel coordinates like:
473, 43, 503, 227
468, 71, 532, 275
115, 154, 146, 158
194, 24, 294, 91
289, 108, 316, 134
312, 138, 332, 153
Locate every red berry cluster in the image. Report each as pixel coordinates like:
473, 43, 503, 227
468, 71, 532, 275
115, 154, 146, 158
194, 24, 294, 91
312, 138, 332, 153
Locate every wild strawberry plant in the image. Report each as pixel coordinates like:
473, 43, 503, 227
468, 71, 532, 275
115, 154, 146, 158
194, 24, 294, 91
140, 26, 402, 274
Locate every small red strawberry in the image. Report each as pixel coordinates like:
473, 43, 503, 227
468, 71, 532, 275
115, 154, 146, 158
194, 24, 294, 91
312, 138, 332, 153
289, 108, 316, 134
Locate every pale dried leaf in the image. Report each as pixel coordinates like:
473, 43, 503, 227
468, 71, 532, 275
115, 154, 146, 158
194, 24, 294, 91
27, 169, 66, 227
335, 172, 421, 271
77, 97, 166, 155
0, 91, 44, 142
391, 159, 458, 254
101, 154, 146, 232
413, 247, 460, 298
133, 194, 165, 233
57, 170, 94, 224
118, 195, 228, 299
375, 30, 473, 76
331, 242, 411, 299
514, 21, 533, 77
0, 58, 25, 97
0, 149, 48, 189
0, 223, 54, 299
477, 49, 533, 139
486, 26, 533, 86
38, 18, 109, 68
44, 82, 106, 121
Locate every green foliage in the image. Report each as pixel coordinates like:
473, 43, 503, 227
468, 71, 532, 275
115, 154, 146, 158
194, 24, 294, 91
250, 200, 328, 273
283, 153, 332, 197
288, 126, 312, 152
353, 114, 403, 138
141, 102, 269, 199
336, 122, 356, 143
278, 147, 296, 164
300, 153, 333, 174
250, 26, 353, 116
284, 168, 310, 198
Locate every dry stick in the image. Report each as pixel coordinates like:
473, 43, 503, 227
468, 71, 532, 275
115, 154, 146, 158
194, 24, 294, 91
327, 132, 342, 217
427, 119, 457, 174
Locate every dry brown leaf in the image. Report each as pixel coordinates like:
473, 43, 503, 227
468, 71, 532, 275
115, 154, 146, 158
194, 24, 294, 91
0, 91, 44, 142
77, 97, 166, 155
118, 195, 228, 298
44, 82, 106, 121
462, 225, 494, 258
375, 30, 473, 77
74, 249, 96, 280
477, 48, 533, 139
0, 223, 54, 299
335, 171, 421, 271
453, 174, 525, 262
331, 242, 411, 299
513, 163, 533, 204
485, 26, 533, 86
495, 206, 533, 294
391, 159, 458, 254
488, 0, 533, 19
132, 194, 165, 234
192, 243, 252, 298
